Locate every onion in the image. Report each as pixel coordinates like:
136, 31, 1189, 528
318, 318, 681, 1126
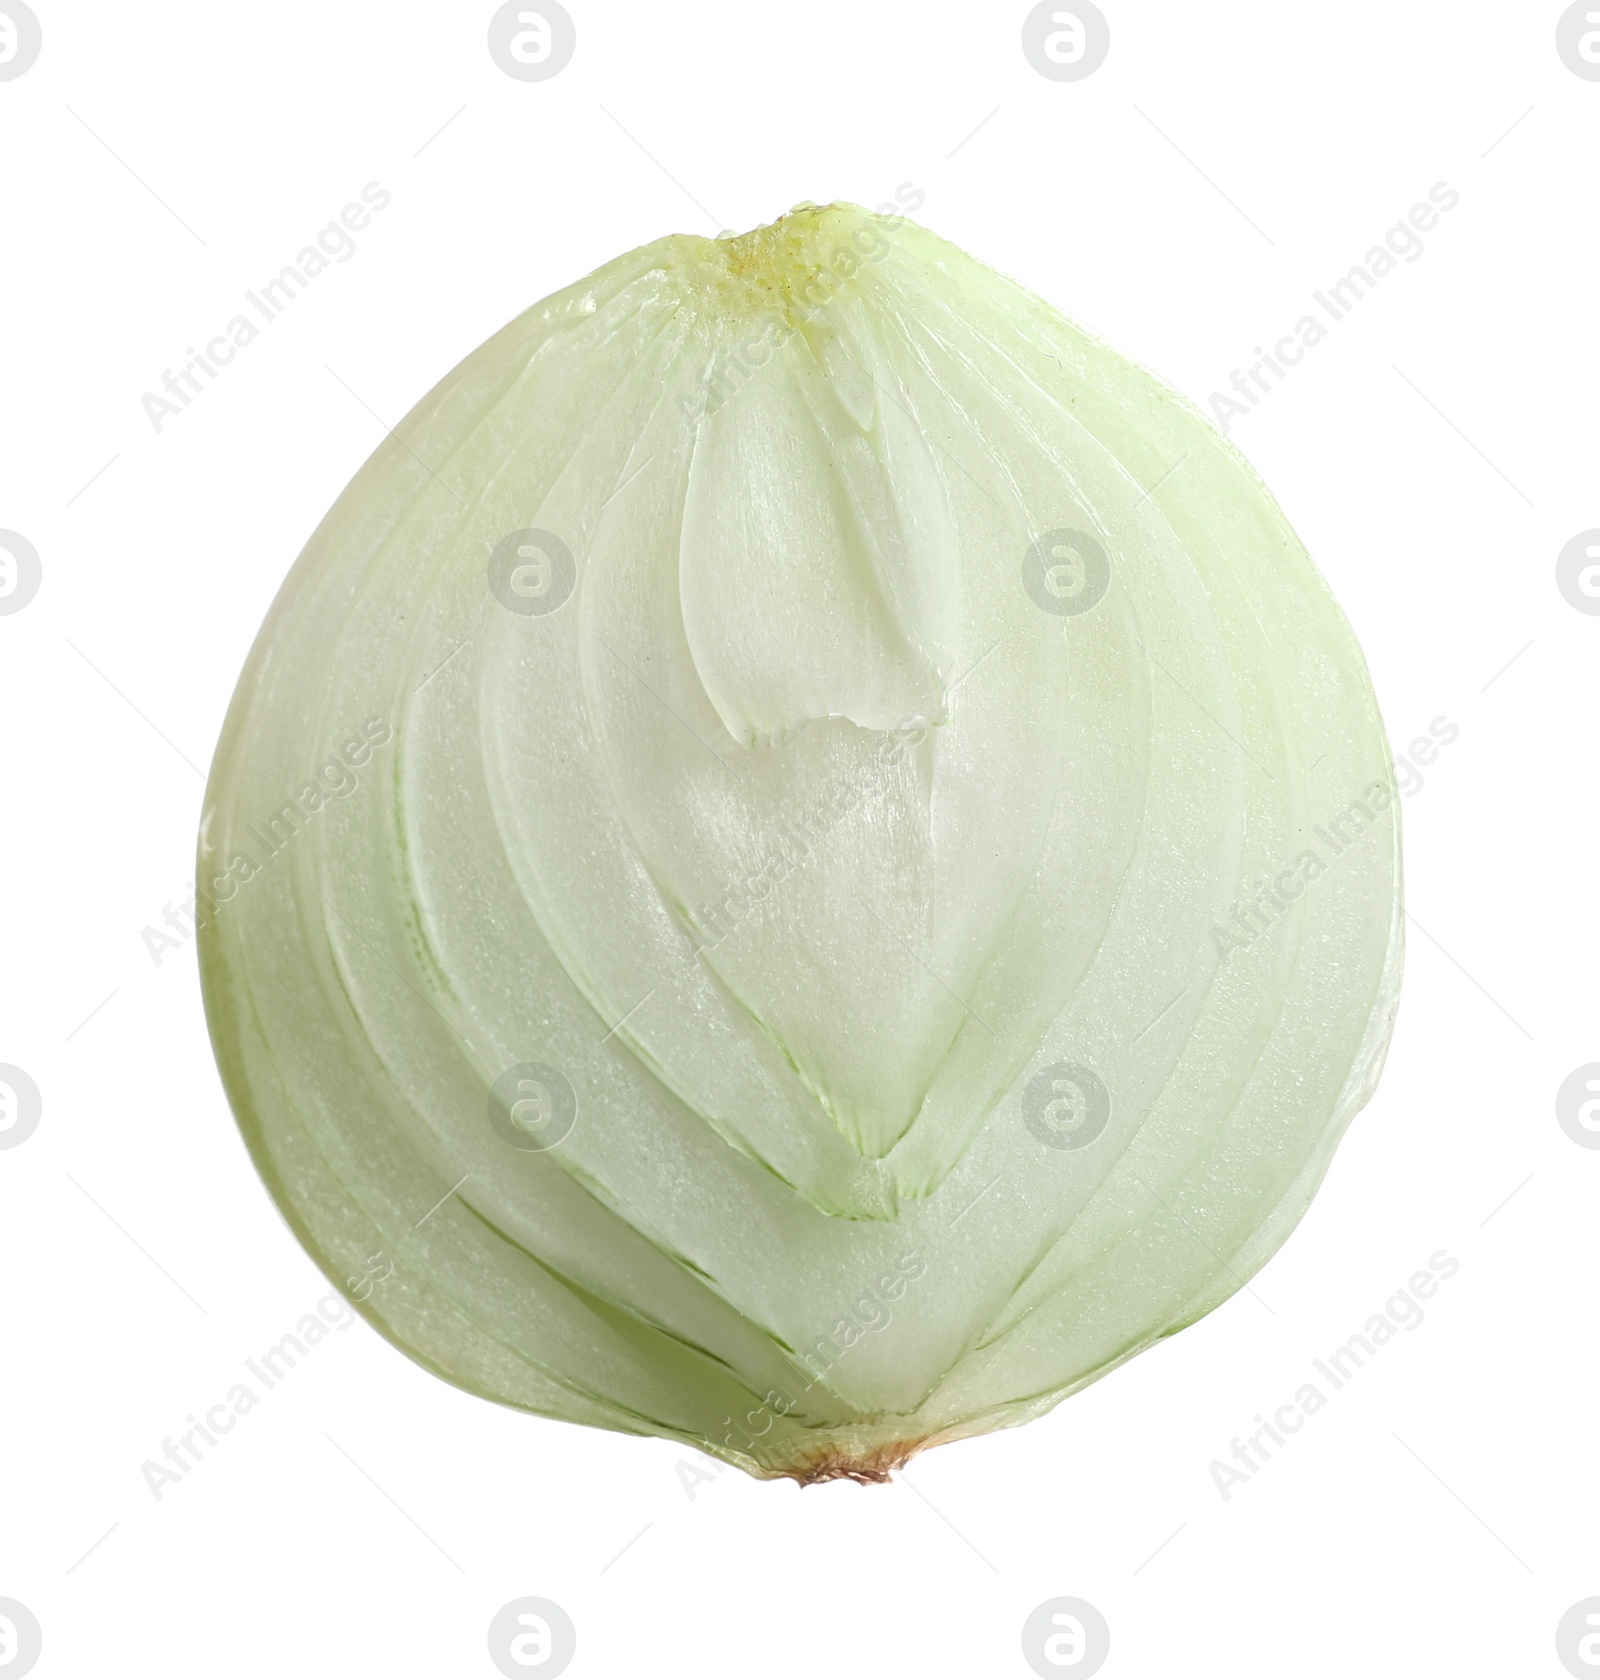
198, 203, 1402, 1482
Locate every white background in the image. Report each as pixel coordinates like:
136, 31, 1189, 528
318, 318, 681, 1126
2, 2, 1597, 1676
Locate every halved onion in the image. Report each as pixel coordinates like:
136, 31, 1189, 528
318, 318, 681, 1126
198, 204, 1401, 1481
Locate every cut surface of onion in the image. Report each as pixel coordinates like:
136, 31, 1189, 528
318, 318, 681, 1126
198, 203, 1402, 1482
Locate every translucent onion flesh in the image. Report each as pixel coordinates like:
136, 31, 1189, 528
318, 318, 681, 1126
198, 203, 1402, 1482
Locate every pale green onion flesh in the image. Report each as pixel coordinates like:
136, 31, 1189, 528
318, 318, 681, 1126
198, 203, 1402, 1482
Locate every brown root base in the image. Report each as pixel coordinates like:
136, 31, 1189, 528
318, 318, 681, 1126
778, 1439, 931, 1486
